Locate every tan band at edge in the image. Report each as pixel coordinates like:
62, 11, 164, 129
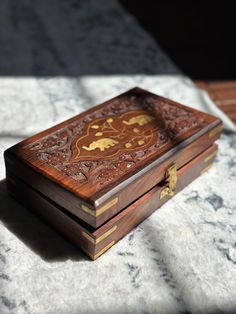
81, 225, 117, 244
81, 197, 118, 217
201, 163, 213, 174
204, 150, 217, 163
93, 241, 115, 260
209, 124, 224, 139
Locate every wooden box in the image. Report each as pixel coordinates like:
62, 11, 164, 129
4, 87, 223, 259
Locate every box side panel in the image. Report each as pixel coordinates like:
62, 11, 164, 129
92, 127, 221, 226
6, 144, 217, 260
90, 143, 218, 258
4, 153, 96, 227
6, 175, 96, 259
5, 123, 221, 229
5, 88, 221, 209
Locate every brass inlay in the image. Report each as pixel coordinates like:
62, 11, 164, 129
122, 114, 154, 126
209, 124, 223, 139
94, 240, 115, 259
201, 164, 213, 174
82, 225, 117, 244
95, 132, 103, 137
82, 138, 119, 152
96, 197, 118, 216
160, 164, 178, 199
81, 231, 95, 244
96, 225, 117, 244
73, 110, 158, 161
81, 204, 96, 216
204, 151, 217, 163
125, 143, 132, 148
81, 197, 118, 217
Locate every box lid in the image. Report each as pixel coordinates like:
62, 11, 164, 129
4, 87, 223, 227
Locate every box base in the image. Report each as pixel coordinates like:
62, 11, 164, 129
6, 144, 217, 260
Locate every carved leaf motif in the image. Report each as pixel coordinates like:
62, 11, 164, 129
25, 91, 206, 189
71, 110, 158, 161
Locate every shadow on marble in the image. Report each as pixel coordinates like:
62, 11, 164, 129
52, 307, 236, 314
0, 179, 88, 262
0, 0, 178, 77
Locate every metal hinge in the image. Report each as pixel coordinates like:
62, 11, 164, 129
160, 164, 178, 199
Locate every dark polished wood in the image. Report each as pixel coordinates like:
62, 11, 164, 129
6, 144, 218, 260
4, 88, 222, 227
195, 81, 236, 124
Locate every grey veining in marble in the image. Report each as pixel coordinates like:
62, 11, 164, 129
0, 1, 236, 314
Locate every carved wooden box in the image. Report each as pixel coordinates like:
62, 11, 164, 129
4, 87, 223, 259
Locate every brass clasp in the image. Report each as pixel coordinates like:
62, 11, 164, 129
160, 164, 177, 199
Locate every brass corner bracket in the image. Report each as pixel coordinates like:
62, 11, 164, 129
160, 164, 178, 199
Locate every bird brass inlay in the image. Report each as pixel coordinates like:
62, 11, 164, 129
122, 114, 155, 126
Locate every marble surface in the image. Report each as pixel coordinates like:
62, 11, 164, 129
0, 1, 236, 314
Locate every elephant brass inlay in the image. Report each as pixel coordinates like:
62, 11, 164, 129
71, 110, 159, 161
26, 88, 206, 188
82, 138, 119, 152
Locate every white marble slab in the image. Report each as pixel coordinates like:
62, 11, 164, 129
0, 1, 236, 314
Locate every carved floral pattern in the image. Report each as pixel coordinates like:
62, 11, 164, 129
69, 110, 159, 161
26, 91, 206, 188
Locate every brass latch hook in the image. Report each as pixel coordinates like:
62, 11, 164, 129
160, 164, 177, 199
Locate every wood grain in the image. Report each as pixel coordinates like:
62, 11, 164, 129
4, 88, 222, 227
195, 81, 236, 123
6, 144, 218, 260
4, 121, 222, 227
